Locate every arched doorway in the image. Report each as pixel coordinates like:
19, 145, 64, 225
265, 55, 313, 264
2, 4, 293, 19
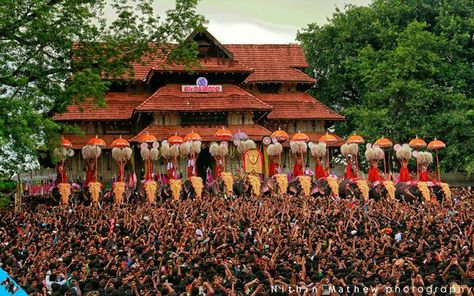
196, 147, 214, 180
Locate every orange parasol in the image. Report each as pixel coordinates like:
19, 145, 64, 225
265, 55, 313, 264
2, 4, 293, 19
87, 135, 106, 148
87, 135, 106, 182
427, 139, 446, 150
409, 136, 427, 181
374, 136, 393, 148
319, 132, 337, 144
319, 132, 337, 174
346, 134, 364, 175
428, 138, 446, 182
346, 134, 365, 145
111, 135, 130, 148
215, 127, 233, 141
271, 128, 289, 142
168, 134, 184, 145
408, 136, 427, 149
291, 131, 309, 142
61, 136, 72, 148
137, 132, 157, 143
184, 131, 202, 142
374, 136, 393, 178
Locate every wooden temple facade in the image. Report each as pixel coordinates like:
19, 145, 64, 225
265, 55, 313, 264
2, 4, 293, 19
53, 30, 344, 181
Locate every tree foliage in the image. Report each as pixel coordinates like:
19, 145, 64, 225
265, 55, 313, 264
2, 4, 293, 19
0, 0, 206, 176
298, 0, 474, 173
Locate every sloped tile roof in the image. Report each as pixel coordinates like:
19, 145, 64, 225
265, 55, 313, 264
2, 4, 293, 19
256, 93, 344, 121
225, 44, 308, 68
130, 124, 271, 142
244, 68, 315, 84
53, 93, 149, 121
135, 84, 272, 112
53, 93, 150, 121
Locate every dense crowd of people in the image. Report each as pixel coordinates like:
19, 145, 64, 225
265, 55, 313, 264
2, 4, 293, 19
0, 187, 473, 296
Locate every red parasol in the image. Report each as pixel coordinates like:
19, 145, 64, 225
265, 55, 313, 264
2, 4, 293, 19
271, 128, 289, 142
428, 138, 446, 182
346, 134, 364, 175
408, 136, 427, 149
374, 136, 393, 179
319, 132, 337, 174
137, 132, 157, 143
111, 135, 130, 148
87, 135, 106, 148
427, 139, 446, 150
168, 134, 184, 145
184, 131, 202, 142
346, 134, 365, 145
61, 136, 72, 148
374, 136, 393, 148
291, 131, 309, 142
215, 127, 233, 141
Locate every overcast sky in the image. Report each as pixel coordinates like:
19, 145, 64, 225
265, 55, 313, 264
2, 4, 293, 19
106, 0, 373, 43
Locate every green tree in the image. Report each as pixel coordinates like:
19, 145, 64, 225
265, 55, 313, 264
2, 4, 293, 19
298, 0, 474, 173
0, 0, 206, 177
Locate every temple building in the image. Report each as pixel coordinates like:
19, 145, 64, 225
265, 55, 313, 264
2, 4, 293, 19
53, 30, 344, 181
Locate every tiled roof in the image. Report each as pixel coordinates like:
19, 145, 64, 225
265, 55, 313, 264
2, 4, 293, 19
149, 58, 252, 76
127, 44, 314, 84
130, 125, 271, 142
286, 132, 344, 147
256, 93, 345, 121
62, 134, 134, 149
53, 93, 149, 121
225, 44, 308, 68
135, 84, 272, 112
244, 68, 315, 84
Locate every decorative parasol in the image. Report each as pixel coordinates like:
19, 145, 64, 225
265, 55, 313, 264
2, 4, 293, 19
111, 135, 130, 148
319, 132, 337, 174
215, 127, 233, 141
87, 135, 106, 148
319, 132, 337, 144
374, 136, 393, 148
87, 135, 106, 182
374, 136, 393, 178
409, 136, 427, 149
184, 131, 202, 142
291, 131, 309, 142
184, 131, 202, 177
428, 138, 446, 182
346, 134, 365, 175
271, 128, 289, 142
61, 136, 72, 148
346, 134, 365, 145
168, 134, 184, 145
137, 132, 157, 143
233, 130, 249, 141
409, 136, 427, 180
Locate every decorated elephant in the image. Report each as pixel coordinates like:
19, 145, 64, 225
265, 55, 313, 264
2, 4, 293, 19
262, 174, 288, 196
287, 175, 314, 197
311, 176, 340, 198
430, 182, 451, 203
395, 182, 425, 203
182, 177, 204, 200
207, 172, 234, 197
395, 181, 451, 204
338, 178, 369, 201
368, 180, 396, 201
233, 174, 261, 198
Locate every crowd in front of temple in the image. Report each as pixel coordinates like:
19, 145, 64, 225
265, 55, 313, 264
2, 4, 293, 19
1, 187, 473, 296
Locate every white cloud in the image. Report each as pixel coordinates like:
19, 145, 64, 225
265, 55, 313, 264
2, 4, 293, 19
207, 21, 298, 44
